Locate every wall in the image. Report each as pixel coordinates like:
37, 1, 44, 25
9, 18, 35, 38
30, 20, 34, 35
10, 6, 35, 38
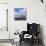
9, 0, 45, 38
0, 0, 8, 3
0, 0, 46, 46
8, 0, 46, 46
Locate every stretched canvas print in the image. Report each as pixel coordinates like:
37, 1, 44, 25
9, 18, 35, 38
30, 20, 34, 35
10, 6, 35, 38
14, 8, 27, 20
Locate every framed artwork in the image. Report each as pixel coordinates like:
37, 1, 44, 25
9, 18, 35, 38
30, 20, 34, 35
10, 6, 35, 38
14, 8, 27, 20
